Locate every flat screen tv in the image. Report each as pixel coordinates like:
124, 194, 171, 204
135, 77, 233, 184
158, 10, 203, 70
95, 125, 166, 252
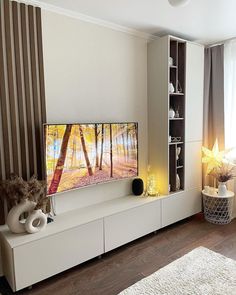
45, 123, 138, 195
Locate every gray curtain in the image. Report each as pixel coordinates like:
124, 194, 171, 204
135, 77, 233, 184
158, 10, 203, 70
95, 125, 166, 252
203, 45, 225, 150
203, 45, 225, 186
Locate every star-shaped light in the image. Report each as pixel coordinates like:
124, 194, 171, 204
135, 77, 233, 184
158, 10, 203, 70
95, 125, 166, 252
202, 139, 226, 174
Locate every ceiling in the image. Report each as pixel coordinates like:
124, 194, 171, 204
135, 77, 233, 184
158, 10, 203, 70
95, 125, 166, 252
37, 0, 236, 44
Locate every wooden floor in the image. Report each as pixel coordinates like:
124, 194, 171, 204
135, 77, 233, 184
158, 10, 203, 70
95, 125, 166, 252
1, 213, 236, 295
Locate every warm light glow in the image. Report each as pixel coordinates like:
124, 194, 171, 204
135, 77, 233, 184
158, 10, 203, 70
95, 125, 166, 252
202, 139, 226, 174
147, 174, 158, 196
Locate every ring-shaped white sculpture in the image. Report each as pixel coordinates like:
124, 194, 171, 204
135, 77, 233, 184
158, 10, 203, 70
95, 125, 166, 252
25, 209, 47, 234
6, 200, 37, 233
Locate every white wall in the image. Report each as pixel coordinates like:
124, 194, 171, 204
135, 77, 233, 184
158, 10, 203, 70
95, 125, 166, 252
42, 11, 148, 214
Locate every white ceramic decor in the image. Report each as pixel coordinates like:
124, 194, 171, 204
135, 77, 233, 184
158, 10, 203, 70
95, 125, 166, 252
218, 182, 227, 196
169, 108, 175, 118
7, 199, 36, 233
169, 82, 175, 93
25, 209, 47, 234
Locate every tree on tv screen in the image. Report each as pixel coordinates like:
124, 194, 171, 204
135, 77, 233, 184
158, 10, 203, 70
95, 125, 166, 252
46, 123, 138, 195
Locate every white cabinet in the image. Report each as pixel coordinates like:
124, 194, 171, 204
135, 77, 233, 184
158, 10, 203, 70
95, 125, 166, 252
185, 141, 202, 190
0, 193, 202, 292
2, 219, 104, 292
161, 189, 202, 227
185, 43, 204, 143
104, 201, 161, 252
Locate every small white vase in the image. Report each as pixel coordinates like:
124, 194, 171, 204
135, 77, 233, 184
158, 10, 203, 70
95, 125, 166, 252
169, 108, 175, 118
176, 147, 181, 161
176, 174, 180, 190
218, 182, 227, 196
169, 83, 175, 93
6, 199, 36, 234
25, 209, 47, 234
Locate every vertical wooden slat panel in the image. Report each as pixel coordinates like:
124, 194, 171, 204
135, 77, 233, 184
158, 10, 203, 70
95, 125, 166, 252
0, 0, 7, 224
0, 0, 47, 224
12, 1, 27, 179
0, 0, 11, 179
3, 0, 19, 174
36, 7, 46, 123
36, 7, 46, 180
28, 5, 42, 180
20, 3, 35, 176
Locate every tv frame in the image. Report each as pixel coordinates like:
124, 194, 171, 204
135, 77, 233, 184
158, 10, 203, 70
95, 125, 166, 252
44, 122, 139, 196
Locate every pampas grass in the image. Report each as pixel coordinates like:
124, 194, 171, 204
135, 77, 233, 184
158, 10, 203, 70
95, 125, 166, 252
209, 163, 235, 183
0, 174, 48, 211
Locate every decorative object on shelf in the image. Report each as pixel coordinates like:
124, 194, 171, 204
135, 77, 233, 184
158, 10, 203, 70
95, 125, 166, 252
204, 186, 210, 194
168, 0, 191, 7
132, 178, 144, 196
25, 209, 47, 234
209, 164, 235, 196
169, 107, 175, 118
176, 147, 181, 161
177, 80, 183, 93
169, 82, 175, 93
169, 57, 174, 66
209, 187, 217, 195
147, 174, 158, 196
6, 199, 37, 234
0, 174, 48, 234
174, 107, 180, 118
169, 135, 172, 143
171, 137, 181, 142
176, 174, 181, 190
202, 189, 234, 224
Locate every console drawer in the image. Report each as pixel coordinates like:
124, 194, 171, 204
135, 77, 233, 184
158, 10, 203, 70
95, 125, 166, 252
10, 219, 103, 291
104, 201, 161, 252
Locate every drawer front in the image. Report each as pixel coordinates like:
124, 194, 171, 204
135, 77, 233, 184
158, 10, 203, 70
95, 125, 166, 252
13, 219, 104, 291
104, 201, 161, 252
162, 189, 202, 227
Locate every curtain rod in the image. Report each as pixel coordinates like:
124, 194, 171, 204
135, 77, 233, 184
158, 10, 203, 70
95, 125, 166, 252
207, 36, 236, 48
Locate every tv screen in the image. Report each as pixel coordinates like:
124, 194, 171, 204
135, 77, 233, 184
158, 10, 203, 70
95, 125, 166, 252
45, 123, 138, 195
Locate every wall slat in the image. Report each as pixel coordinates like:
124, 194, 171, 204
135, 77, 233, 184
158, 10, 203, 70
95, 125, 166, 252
3, 0, 19, 174
12, 1, 27, 179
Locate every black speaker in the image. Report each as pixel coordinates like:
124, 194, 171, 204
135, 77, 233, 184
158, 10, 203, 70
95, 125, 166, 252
132, 178, 144, 196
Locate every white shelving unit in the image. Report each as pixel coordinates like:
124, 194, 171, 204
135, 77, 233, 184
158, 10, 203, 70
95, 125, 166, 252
147, 35, 204, 217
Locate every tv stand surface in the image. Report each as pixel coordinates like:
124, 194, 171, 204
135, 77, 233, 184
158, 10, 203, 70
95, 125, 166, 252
0, 190, 201, 292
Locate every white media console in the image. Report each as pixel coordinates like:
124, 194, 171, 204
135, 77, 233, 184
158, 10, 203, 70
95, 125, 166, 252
0, 190, 201, 292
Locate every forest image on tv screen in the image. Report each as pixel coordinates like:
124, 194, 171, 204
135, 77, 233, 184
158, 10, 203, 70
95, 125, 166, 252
45, 123, 138, 195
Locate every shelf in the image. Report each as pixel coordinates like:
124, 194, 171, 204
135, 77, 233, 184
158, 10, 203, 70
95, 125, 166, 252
169, 141, 184, 145
170, 65, 177, 69
169, 92, 184, 96
169, 118, 184, 120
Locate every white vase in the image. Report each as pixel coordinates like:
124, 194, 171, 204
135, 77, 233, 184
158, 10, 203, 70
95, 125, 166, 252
176, 147, 181, 161
6, 199, 36, 234
169, 108, 175, 118
25, 209, 47, 234
176, 174, 180, 190
169, 83, 175, 93
218, 182, 227, 196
